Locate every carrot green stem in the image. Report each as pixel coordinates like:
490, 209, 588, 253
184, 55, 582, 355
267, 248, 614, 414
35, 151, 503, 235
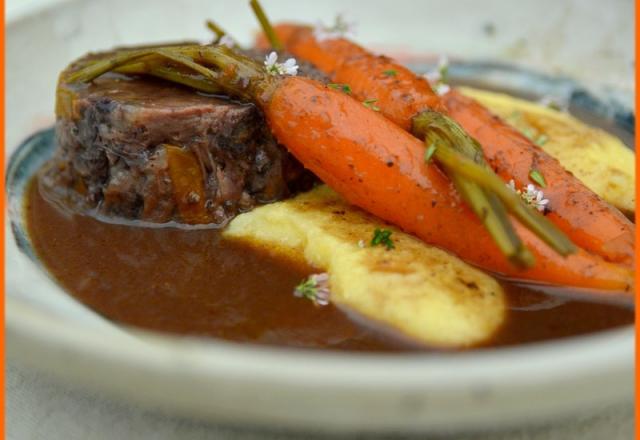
416, 110, 533, 266
65, 45, 276, 103
65, 49, 161, 83
206, 19, 227, 42
153, 48, 220, 82
115, 60, 222, 94
65, 47, 219, 84
176, 45, 275, 100
426, 131, 534, 267
413, 110, 576, 257
448, 170, 535, 267
205, 19, 244, 50
433, 143, 576, 256
249, 0, 283, 50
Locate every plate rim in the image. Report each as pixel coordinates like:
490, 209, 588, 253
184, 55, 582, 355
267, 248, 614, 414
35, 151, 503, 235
5, 0, 635, 432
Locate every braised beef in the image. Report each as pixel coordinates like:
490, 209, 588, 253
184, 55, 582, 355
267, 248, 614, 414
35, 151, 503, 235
42, 49, 324, 225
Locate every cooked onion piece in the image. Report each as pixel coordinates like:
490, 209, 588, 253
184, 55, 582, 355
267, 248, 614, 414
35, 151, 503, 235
225, 185, 506, 348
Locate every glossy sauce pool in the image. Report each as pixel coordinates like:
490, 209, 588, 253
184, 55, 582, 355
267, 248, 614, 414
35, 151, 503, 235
26, 179, 634, 352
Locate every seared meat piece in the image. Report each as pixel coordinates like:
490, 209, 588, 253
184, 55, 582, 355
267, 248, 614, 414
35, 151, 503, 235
43, 51, 323, 225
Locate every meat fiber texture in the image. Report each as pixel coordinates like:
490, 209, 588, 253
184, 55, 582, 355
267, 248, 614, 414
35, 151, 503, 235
44, 50, 321, 225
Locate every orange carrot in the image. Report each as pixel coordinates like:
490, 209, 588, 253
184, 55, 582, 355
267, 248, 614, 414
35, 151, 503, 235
258, 23, 635, 267
442, 90, 635, 265
263, 77, 631, 292
69, 45, 633, 293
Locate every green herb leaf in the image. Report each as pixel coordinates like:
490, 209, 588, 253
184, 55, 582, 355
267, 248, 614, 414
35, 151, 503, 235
529, 169, 547, 188
383, 69, 397, 77
328, 83, 352, 94
371, 228, 395, 250
424, 143, 438, 162
363, 98, 380, 111
535, 134, 549, 146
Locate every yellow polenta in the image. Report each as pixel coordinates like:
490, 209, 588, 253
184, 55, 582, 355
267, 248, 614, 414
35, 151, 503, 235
225, 186, 505, 348
224, 87, 632, 348
460, 87, 635, 215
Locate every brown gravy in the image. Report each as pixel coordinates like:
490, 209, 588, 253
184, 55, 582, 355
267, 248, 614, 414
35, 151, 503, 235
26, 179, 634, 352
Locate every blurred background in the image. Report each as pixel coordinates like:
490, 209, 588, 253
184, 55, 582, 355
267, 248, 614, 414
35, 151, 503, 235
6, 0, 634, 150
7, 0, 634, 89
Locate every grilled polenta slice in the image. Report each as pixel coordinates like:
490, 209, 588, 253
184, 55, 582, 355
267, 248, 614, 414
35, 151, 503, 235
460, 87, 635, 215
225, 185, 505, 348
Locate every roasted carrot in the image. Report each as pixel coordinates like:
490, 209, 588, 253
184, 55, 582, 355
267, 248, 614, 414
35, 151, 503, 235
441, 90, 636, 265
67, 45, 633, 293
257, 23, 635, 266
265, 77, 632, 292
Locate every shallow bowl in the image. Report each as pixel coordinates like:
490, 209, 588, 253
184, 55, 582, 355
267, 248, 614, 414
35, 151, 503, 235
5, 0, 634, 434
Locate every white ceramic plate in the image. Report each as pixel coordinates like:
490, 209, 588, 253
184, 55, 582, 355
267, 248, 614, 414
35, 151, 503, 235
5, 0, 634, 434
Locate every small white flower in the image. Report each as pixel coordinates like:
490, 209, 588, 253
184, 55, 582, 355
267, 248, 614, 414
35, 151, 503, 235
280, 58, 299, 75
357, 239, 366, 248
535, 193, 550, 211
313, 14, 357, 42
310, 273, 331, 306
264, 51, 299, 76
424, 55, 449, 82
433, 83, 450, 96
219, 35, 235, 48
265, 51, 277, 63
424, 55, 450, 96
524, 185, 549, 212
294, 273, 331, 306
506, 180, 549, 212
